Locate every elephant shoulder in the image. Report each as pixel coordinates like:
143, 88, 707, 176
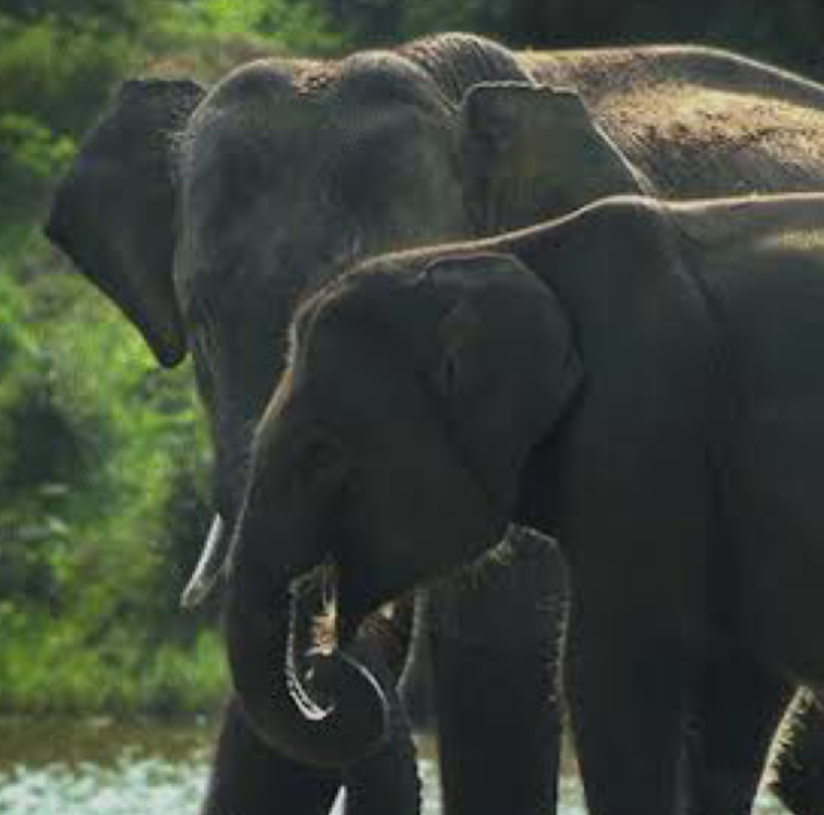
562, 195, 675, 257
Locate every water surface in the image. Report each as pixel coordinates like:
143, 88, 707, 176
0, 718, 786, 814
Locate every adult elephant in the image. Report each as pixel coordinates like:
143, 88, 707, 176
45, 32, 824, 815
223, 191, 824, 815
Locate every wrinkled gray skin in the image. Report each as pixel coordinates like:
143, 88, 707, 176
232, 192, 824, 815
45, 32, 824, 815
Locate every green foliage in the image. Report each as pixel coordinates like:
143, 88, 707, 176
160, 0, 344, 56
0, 114, 75, 232
0, 604, 225, 714
0, 258, 218, 713
0, 0, 159, 29
0, 14, 140, 231
0, 0, 257, 716
0, 115, 74, 181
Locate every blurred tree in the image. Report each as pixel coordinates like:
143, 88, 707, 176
0, 0, 159, 31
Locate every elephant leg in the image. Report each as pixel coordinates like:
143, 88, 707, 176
429, 530, 565, 815
685, 647, 793, 815
200, 695, 339, 815
564, 614, 690, 815
770, 690, 824, 815
398, 594, 436, 731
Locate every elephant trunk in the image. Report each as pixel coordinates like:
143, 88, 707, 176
224, 518, 389, 769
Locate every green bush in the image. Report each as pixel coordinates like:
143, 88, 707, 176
158, 0, 343, 57
0, 604, 225, 714
0, 258, 217, 713
0, 17, 137, 231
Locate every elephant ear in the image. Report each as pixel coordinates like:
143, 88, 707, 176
459, 82, 646, 232
44, 78, 205, 367
423, 252, 583, 512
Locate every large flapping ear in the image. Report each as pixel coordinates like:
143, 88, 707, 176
44, 78, 204, 367
421, 252, 583, 512
459, 82, 646, 232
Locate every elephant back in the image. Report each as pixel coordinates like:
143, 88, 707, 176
400, 32, 531, 104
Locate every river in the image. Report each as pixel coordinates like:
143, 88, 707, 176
0, 718, 786, 814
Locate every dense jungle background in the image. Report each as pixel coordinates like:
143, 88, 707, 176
2, 0, 823, 715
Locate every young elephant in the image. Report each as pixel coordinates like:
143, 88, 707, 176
225, 192, 824, 815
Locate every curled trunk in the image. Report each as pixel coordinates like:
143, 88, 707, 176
224, 536, 389, 769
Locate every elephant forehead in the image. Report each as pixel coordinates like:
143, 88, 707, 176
183, 85, 446, 202
174, 65, 464, 315
187, 51, 443, 145
183, 98, 325, 181
332, 50, 449, 113
198, 57, 331, 110
181, 107, 457, 265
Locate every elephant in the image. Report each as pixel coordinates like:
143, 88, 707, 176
224, 190, 824, 815
43, 30, 824, 815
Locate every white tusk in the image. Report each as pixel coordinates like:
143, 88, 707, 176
180, 514, 227, 609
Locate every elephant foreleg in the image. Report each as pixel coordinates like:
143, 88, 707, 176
770, 690, 824, 815
563, 600, 692, 815
429, 530, 565, 815
685, 646, 793, 815
556, 420, 713, 815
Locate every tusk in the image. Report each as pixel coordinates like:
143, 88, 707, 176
180, 514, 228, 608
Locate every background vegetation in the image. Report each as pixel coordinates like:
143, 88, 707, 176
2, 0, 823, 714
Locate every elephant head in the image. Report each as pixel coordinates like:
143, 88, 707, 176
44, 39, 637, 535
223, 250, 582, 764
